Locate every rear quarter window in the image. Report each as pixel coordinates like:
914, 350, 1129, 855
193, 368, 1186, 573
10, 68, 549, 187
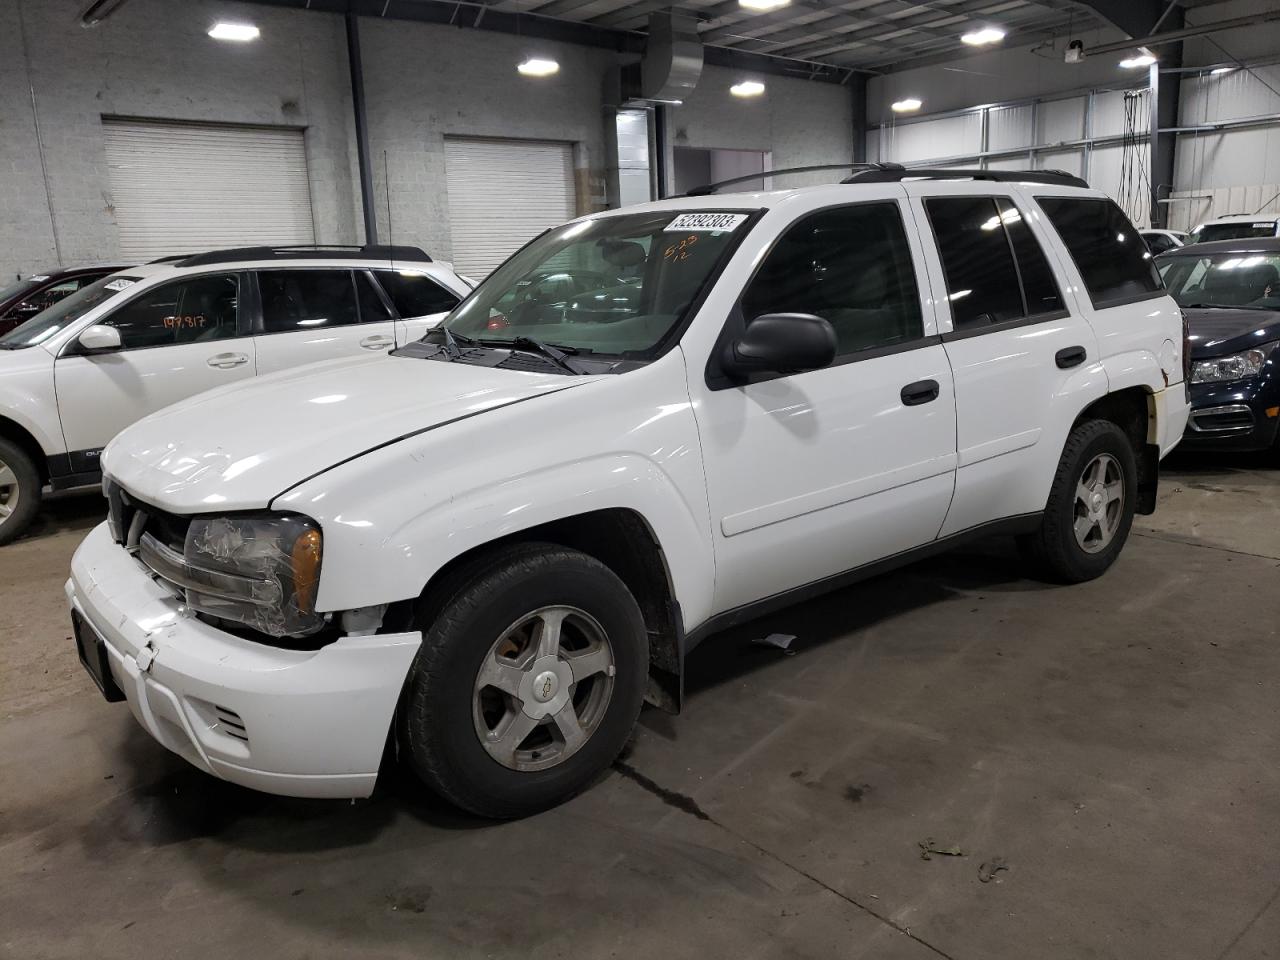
1035, 197, 1162, 308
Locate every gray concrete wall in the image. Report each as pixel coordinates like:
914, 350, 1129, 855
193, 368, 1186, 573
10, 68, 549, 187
669, 64, 856, 177
0, 0, 856, 281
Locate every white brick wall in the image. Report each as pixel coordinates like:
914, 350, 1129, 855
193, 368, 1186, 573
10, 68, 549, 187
0, 0, 855, 281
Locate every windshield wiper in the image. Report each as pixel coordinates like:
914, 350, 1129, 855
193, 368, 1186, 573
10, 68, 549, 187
483, 335, 583, 374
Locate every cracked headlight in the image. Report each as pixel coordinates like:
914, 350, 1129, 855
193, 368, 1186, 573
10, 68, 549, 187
1191, 348, 1268, 384
183, 513, 324, 637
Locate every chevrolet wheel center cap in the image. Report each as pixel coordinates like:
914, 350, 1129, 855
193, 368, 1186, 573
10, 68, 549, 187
533, 670, 559, 703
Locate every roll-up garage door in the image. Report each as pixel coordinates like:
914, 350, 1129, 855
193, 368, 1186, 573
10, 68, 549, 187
444, 137, 575, 277
103, 119, 316, 261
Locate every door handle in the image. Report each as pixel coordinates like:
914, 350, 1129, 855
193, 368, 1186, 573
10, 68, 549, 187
360, 335, 395, 350
207, 353, 249, 369
1056, 346, 1087, 369
901, 379, 940, 406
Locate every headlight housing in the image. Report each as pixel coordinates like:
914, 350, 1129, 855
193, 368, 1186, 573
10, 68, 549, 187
180, 513, 324, 637
1191, 348, 1268, 384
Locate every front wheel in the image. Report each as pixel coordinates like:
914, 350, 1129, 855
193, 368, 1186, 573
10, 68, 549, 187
400, 543, 648, 818
1018, 419, 1138, 583
0, 438, 41, 547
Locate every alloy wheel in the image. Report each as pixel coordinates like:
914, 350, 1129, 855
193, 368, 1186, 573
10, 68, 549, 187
1073, 452, 1124, 554
472, 605, 616, 772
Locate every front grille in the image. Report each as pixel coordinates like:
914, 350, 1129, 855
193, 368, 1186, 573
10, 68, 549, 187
105, 479, 192, 553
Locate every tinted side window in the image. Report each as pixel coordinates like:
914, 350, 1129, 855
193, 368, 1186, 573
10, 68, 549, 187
103, 274, 240, 349
1036, 197, 1161, 307
925, 197, 1025, 328
997, 198, 1064, 316
356, 272, 393, 323
375, 271, 460, 318
741, 202, 923, 357
259, 270, 360, 333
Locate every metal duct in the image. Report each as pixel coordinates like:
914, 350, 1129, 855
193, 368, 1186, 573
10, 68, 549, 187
641, 12, 702, 105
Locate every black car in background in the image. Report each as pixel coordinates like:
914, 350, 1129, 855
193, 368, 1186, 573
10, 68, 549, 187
0, 264, 131, 336
1157, 238, 1280, 452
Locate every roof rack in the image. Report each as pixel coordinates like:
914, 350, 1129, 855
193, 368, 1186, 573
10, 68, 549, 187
148, 254, 192, 264
842, 166, 1089, 189
175, 244, 432, 268
685, 163, 898, 196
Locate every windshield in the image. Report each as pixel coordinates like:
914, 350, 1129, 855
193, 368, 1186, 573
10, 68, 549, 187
0, 275, 140, 349
1158, 253, 1280, 309
1189, 222, 1278, 244
442, 210, 754, 356
0, 278, 42, 305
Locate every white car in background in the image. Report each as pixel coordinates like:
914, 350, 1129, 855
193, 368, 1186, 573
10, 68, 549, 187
1139, 228, 1188, 255
68, 168, 1190, 818
1188, 214, 1280, 245
0, 245, 470, 544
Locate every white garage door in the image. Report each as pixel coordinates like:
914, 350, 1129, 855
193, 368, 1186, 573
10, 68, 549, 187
444, 137, 575, 277
103, 119, 316, 261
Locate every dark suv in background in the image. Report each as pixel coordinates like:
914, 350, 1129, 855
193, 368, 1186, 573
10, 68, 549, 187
0, 265, 132, 336
1157, 238, 1280, 452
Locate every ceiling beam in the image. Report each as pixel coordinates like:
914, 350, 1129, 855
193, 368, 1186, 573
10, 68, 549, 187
736, 0, 1060, 58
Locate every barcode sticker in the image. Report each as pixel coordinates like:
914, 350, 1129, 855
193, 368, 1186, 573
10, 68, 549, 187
103, 278, 135, 292
665, 213, 748, 233
27, 275, 50, 282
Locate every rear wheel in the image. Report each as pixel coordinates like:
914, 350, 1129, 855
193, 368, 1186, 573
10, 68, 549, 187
0, 438, 40, 546
1018, 419, 1137, 583
401, 543, 647, 818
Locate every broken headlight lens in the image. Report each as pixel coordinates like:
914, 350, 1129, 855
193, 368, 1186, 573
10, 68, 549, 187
183, 513, 324, 637
1191, 348, 1267, 384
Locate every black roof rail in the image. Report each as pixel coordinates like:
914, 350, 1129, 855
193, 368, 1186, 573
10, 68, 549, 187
842, 166, 1090, 189
685, 162, 904, 196
148, 254, 193, 264
175, 244, 432, 268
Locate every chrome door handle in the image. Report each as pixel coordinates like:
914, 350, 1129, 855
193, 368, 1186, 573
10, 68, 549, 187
360, 335, 395, 350
207, 353, 249, 369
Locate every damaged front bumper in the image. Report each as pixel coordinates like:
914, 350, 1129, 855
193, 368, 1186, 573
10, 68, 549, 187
67, 522, 421, 799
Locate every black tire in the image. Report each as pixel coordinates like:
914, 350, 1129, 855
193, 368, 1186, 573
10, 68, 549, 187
0, 438, 41, 547
1018, 419, 1138, 584
401, 542, 648, 819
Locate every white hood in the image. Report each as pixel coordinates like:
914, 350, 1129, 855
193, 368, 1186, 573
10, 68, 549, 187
103, 353, 592, 512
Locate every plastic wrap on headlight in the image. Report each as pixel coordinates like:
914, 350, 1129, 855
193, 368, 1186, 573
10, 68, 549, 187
1191, 349, 1266, 384
184, 514, 324, 637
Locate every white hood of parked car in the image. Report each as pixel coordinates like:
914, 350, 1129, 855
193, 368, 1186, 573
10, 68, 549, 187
103, 353, 594, 512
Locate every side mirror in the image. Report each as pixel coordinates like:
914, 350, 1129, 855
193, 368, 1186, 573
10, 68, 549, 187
722, 313, 836, 378
78, 324, 123, 353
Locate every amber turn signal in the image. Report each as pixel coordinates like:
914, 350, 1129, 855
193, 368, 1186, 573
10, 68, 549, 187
291, 529, 323, 614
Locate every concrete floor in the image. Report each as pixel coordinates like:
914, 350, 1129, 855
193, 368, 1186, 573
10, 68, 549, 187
2, 453, 1278, 960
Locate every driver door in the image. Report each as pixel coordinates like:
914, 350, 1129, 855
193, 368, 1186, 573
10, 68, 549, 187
54, 272, 256, 457
686, 195, 959, 614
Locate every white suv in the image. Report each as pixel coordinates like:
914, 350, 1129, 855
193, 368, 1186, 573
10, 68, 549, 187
67, 168, 1191, 818
0, 246, 470, 543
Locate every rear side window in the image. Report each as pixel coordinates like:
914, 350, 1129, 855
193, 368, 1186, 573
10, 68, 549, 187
997, 198, 1064, 316
259, 270, 360, 333
741, 201, 923, 358
924, 197, 1027, 329
1036, 197, 1161, 307
375, 271, 461, 318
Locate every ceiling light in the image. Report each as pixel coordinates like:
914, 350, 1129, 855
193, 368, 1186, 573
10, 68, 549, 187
1119, 50, 1157, 69
517, 57, 560, 77
730, 80, 766, 98
208, 21, 260, 41
1211, 66, 1234, 75
961, 27, 1005, 46
739, 0, 791, 10
891, 97, 923, 113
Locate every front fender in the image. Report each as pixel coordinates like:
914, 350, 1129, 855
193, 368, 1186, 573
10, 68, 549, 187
273, 358, 716, 630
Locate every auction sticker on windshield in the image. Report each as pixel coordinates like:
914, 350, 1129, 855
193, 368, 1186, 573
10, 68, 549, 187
666, 213, 748, 233
104, 278, 135, 292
